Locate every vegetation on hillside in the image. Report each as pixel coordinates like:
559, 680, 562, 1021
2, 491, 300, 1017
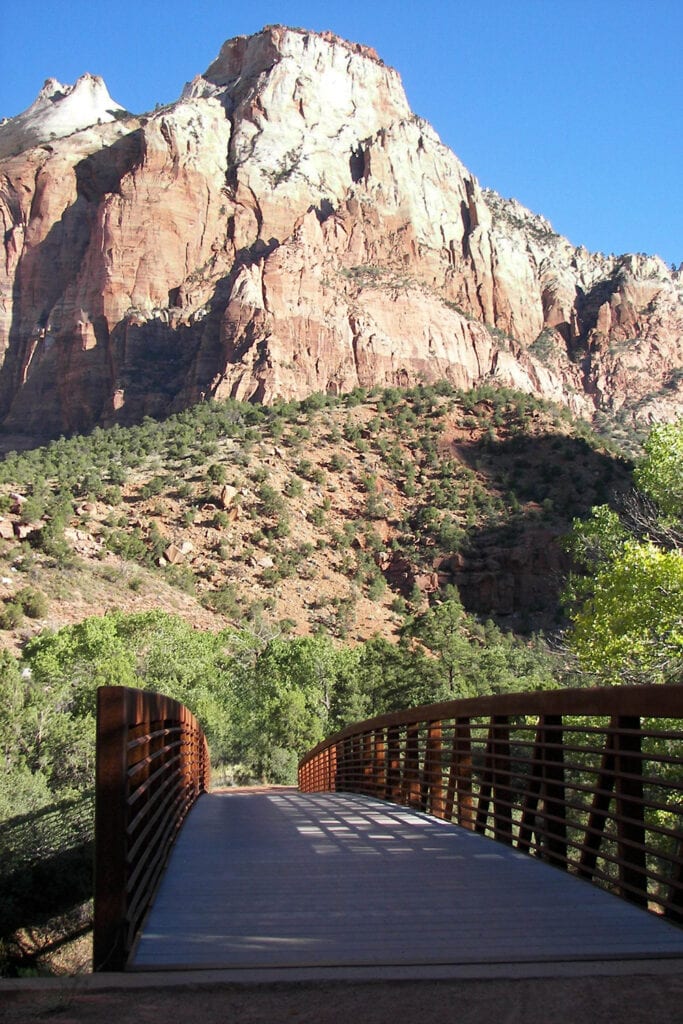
0, 382, 630, 649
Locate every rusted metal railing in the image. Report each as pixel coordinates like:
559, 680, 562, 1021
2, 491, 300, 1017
94, 686, 210, 971
299, 685, 683, 922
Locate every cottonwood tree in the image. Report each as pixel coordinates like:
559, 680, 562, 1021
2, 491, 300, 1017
565, 419, 683, 684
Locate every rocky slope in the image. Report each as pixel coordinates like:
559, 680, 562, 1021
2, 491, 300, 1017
1, 25, 681, 441
0, 385, 631, 651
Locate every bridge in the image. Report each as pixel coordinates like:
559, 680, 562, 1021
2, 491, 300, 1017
93, 685, 683, 976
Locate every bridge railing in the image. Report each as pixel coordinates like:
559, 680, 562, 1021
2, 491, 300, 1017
299, 685, 683, 922
94, 686, 210, 971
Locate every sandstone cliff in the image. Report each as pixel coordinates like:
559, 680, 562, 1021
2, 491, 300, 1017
1, 25, 681, 440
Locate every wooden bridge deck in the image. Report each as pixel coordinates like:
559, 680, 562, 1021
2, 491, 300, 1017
130, 789, 683, 971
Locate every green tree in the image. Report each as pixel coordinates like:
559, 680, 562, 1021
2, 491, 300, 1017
633, 418, 683, 520
565, 420, 683, 683
355, 635, 440, 713
228, 634, 360, 782
405, 592, 475, 697
567, 540, 683, 683
406, 594, 558, 698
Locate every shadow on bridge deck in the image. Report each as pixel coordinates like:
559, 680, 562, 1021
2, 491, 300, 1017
129, 789, 683, 973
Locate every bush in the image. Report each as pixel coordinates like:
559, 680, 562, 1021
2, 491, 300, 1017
259, 484, 286, 518
16, 587, 48, 619
268, 516, 291, 539
284, 477, 304, 499
0, 602, 24, 629
102, 485, 122, 506
105, 528, 149, 564
201, 583, 242, 617
309, 507, 326, 527
140, 475, 166, 499
329, 453, 348, 472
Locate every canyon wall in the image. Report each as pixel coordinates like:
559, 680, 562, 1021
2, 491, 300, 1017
1, 25, 681, 440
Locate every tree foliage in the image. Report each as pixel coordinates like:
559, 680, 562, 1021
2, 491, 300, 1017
568, 540, 683, 682
633, 419, 683, 520
406, 590, 558, 698
565, 419, 683, 684
0, 598, 564, 819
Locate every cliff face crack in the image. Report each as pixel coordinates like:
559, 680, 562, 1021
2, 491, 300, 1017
158, 119, 179, 170
348, 313, 362, 385
261, 261, 270, 314
198, 184, 211, 255
349, 145, 365, 184
247, 185, 263, 237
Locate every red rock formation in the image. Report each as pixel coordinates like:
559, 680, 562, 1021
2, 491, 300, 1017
0, 25, 681, 441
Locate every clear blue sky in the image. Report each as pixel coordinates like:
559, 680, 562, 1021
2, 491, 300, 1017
2, 0, 680, 266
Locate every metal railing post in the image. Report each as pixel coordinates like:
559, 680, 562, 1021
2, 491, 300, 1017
94, 687, 130, 972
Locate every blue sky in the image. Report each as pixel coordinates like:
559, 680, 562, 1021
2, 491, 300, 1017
2, 1, 680, 266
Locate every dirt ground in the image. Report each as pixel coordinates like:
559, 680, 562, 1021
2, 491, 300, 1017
3, 967, 683, 1024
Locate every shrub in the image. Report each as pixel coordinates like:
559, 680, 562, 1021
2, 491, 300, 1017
269, 516, 291, 539
207, 463, 227, 485
367, 576, 387, 601
16, 587, 48, 619
105, 528, 149, 564
140, 475, 166, 499
284, 477, 304, 499
309, 507, 326, 527
201, 583, 242, 617
259, 484, 286, 518
102, 485, 122, 506
0, 602, 24, 629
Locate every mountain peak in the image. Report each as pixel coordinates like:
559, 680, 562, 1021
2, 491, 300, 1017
201, 24, 388, 87
0, 73, 125, 159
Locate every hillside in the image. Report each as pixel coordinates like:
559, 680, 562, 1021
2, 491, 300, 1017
0, 383, 631, 653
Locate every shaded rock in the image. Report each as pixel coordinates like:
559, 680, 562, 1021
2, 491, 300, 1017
14, 522, 43, 539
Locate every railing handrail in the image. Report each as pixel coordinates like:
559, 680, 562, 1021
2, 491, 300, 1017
94, 686, 210, 972
299, 684, 683, 923
302, 685, 683, 760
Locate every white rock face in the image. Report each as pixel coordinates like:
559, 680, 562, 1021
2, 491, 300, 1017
0, 74, 125, 159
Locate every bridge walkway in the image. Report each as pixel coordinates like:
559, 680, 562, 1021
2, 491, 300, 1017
130, 789, 683, 971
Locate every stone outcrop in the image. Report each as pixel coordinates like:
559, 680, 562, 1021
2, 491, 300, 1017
0, 74, 124, 159
0, 25, 681, 441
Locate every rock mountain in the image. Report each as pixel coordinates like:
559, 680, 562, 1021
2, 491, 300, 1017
1, 25, 681, 441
